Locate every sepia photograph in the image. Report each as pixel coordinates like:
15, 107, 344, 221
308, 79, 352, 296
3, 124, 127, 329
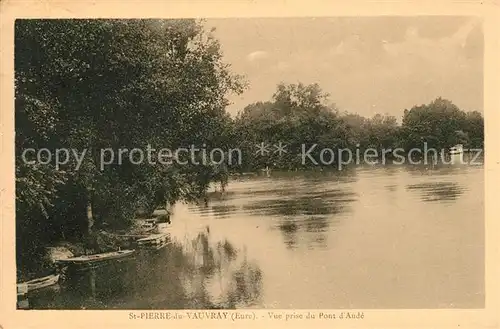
1, 1, 499, 328
12, 16, 486, 310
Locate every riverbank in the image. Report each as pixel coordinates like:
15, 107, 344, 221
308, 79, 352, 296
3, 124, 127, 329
16, 213, 170, 283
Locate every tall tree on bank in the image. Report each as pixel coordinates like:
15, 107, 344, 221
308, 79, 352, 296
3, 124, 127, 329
15, 19, 244, 251
235, 83, 348, 170
401, 97, 473, 150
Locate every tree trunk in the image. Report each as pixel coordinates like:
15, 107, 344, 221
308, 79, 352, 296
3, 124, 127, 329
86, 188, 94, 234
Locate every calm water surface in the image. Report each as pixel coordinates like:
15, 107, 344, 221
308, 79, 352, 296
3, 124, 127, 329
28, 164, 484, 309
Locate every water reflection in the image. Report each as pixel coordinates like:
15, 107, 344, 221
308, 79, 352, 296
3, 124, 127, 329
277, 215, 333, 249
197, 204, 239, 218
240, 188, 356, 249
205, 190, 237, 201
406, 182, 465, 202
197, 174, 359, 251
385, 185, 397, 192
26, 165, 484, 309
181, 231, 263, 308
26, 232, 263, 309
243, 190, 357, 217
403, 163, 477, 177
278, 221, 299, 249
265, 168, 358, 182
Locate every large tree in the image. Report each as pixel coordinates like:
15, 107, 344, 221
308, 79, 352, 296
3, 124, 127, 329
401, 97, 473, 150
15, 19, 244, 250
234, 82, 349, 170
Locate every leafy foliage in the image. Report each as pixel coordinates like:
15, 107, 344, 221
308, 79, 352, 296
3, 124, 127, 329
234, 84, 484, 170
15, 19, 244, 249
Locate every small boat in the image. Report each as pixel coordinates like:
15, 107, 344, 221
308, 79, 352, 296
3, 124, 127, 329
154, 216, 170, 233
55, 249, 135, 266
143, 240, 170, 251
22, 274, 60, 292
450, 144, 464, 155
143, 226, 157, 233
136, 233, 169, 250
17, 298, 29, 309
141, 218, 157, 229
124, 225, 156, 236
17, 283, 28, 296
154, 222, 169, 233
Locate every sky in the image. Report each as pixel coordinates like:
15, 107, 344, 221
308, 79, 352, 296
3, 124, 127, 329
204, 17, 483, 119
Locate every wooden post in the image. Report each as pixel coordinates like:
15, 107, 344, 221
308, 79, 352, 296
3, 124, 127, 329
86, 186, 95, 234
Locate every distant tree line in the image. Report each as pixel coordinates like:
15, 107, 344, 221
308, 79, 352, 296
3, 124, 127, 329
15, 19, 484, 266
231, 83, 483, 171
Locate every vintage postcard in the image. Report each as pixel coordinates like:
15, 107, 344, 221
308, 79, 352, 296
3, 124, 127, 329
1, 0, 499, 328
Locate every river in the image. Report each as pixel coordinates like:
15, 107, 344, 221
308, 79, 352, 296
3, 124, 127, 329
26, 162, 484, 309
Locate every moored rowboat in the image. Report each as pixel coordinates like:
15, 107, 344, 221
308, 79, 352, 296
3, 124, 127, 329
22, 274, 60, 292
55, 249, 135, 265
140, 240, 170, 251
154, 222, 169, 233
136, 233, 168, 243
136, 233, 169, 250
17, 283, 28, 296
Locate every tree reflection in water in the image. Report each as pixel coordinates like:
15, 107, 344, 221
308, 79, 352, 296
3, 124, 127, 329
181, 230, 263, 309
406, 182, 465, 202
25, 231, 263, 309
196, 204, 239, 219
244, 189, 356, 250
